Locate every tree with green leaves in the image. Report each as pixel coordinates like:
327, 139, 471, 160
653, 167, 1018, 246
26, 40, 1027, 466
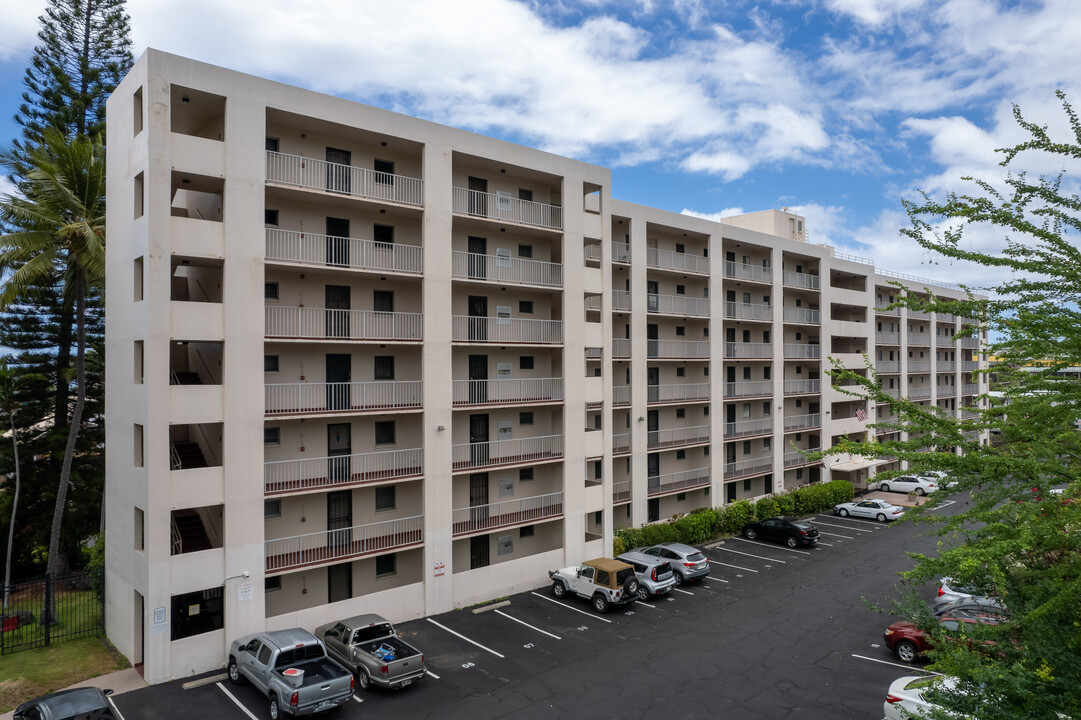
823, 91, 1081, 719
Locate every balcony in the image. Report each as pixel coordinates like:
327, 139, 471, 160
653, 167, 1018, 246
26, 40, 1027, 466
612, 241, 631, 264
725, 418, 773, 438
783, 413, 820, 431
783, 307, 820, 324
613, 385, 630, 406
265, 380, 422, 417
266, 151, 423, 206
264, 447, 423, 496
938, 386, 957, 398
649, 293, 710, 317
452, 316, 563, 345
876, 332, 900, 344
784, 447, 821, 467
909, 310, 931, 320
725, 302, 771, 321
265, 515, 424, 574
875, 361, 900, 373
613, 290, 631, 312
613, 432, 631, 455
647, 247, 709, 275
908, 361, 931, 372
724, 261, 771, 283
451, 251, 562, 288
266, 228, 423, 275
783, 379, 821, 395
648, 383, 710, 404
725, 381, 773, 398
962, 383, 979, 395
878, 388, 902, 400
958, 337, 980, 349
875, 304, 900, 317
725, 342, 771, 359
613, 480, 631, 504
612, 338, 630, 358
584, 243, 602, 264
648, 340, 710, 359
783, 271, 820, 289
725, 456, 773, 480
784, 344, 821, 359
452, 187, 562, 230
938, 313, 957, 322
452, 492, 563, 536
648, 424, 710, 450
452, 433, 563, 471
266, 306, 422, 342
961, 361, 979, 371
452, 377, 563, 407
938, 361, 956, 371
908, 333, 931, 346
908, 387, 931, 400
648, 467, 711, 497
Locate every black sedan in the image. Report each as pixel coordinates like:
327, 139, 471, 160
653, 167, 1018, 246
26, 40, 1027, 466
14, 687, 117, 720
741, 516, 820, 548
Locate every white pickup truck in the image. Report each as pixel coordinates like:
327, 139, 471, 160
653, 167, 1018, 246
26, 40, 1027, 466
316, 614, 426, 691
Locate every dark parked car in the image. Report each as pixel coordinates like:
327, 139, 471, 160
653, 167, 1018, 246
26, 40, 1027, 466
14, 687, 116, 720
742, 516, 820, 548
884, 614, 1003, 662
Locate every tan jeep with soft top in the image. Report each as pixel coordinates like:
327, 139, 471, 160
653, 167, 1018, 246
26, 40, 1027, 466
548, 557, 640, 613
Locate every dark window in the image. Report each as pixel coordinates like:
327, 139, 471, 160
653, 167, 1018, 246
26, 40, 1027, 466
676, 285, 685, 295
519, 300, 534, 314
375, 421, 395, 445
264, 427, 281, 446
374, 158, 395, 183
676, 326, 685, 336
743, 478, 751, 491
520, 525, 534, 538
676, 492, 686, 501
373, 224, 394, 246
265, 209, 279, 226
520, 356, 535, 370
675, 243, 685, 253
676, 408, 685, 418
518, 243, 533, 258
264, 282, 279, 300
264, 355, 279, 372
763, 367, 771, 380
763, 330, 770, 343
519, 411, 534, 426
266, 137, 279, 152
676, 450, 686, 460
375, 554, 396, 577
518, 189, 533, 202
375, 486, 396, 511
374, 356, 395, 380
520, 468, 533, 481
676, 367, 685, 377
264, 499, 281, 518
704, 405, 709, 416
594, 461, 602, 480
265, 576, 281, 592
594, 510, 603, 525
171, 587, 224, 641
373, 290, 393, 313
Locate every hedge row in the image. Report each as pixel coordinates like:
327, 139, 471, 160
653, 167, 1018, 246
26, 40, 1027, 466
612, 479, 854, 555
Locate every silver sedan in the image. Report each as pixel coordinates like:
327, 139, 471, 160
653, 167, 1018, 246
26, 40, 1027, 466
833, 499, 905, 522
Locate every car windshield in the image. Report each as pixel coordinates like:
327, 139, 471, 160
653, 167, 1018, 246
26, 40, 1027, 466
687, 552, 705, 562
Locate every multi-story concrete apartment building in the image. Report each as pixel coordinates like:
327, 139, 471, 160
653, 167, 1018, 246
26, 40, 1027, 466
104, 50, 987, 683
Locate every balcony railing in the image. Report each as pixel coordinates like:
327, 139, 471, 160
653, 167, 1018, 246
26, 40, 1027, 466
724, 261, 771, 283
725, 457, 773, 480
938, 313, 957, 322
612, 241, 631, 264
783, 413, 820, 431
647, 247, 709, 275
725, 302, 771, 321
265, 515, 423, 573
613, 290, 631, 311
909, 310, 931, 320
613, 385, 630, 406
725, 342, 771, 359
649, 382, 711, 404
451, 251, 562, 288
876, 332, 900, 344
783, 307, 820, 324
908, 333, 931, 345
938, 386, 957, 397
648, 424, 710, 450
266, 380, 422, 416
784, 447, 821, 467
783, 270, 820, 289
266, 151, 423, 206
452, 433, 563, 470
648, 340, 710, 359
452, 186, 562, 230
452, 377, 563, 406
452, 492, 563, 536
962, 383, 979, 395
266, 228, 423, 274
908, 387, 931, 400
961, 361, 979, 371
875, 361, 901, 373
725, 418, 773, 438
649, 293, 710, 317
783, 379, 820, 395
784, 344, 821, 359
613, 480, 631, 503
908, 361, 931, 372
584, 244, 601, 263
266, 306, 422, 342
648, 467, 711, 497
875, 304, 900, 316
958, 337, 980, 348
264, 447, 423, 496
612, 338, 630, 358
612, 432, 631, 455
452, 316, 563, 344
725, 381, 773, 398
879, 388, 902, 400
938, 361, 956, 371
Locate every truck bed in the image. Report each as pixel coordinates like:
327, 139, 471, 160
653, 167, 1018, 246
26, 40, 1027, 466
357, 636, 420, 661
274, 657, 350, 687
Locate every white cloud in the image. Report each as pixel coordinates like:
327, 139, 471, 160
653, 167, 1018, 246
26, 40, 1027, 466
680, 207, 745, 221
0, 174, 16, 202
0, 3, 40, 62
825, 0, 929, 26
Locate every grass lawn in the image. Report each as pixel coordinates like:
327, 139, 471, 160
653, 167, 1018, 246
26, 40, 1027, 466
0, 636, 129, 712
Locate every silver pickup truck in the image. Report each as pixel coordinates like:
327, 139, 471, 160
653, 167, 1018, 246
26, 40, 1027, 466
228, 629, 353, 719
316, 614, 426, 691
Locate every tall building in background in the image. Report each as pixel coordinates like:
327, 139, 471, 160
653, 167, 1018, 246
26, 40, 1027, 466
104, 50, 987, 683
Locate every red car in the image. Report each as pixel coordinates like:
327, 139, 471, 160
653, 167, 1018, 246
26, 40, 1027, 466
884, 614, 1003, 662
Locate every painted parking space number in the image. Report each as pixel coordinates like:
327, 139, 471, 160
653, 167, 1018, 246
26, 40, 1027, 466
462, 662, 475, 669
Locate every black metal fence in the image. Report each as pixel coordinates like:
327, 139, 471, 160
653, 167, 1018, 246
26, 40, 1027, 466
0, 571, 104, 655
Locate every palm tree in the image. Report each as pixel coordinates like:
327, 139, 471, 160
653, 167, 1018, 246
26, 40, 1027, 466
0, 358, 24, 608
0, 127, 105, 585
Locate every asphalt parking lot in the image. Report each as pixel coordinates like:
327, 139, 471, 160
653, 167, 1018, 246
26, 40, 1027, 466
114, 495, 962, 720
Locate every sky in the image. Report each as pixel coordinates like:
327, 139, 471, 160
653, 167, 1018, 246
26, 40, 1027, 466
0, 0, 1079, 291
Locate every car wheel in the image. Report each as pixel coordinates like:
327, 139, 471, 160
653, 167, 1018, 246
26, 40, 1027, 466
876, 513, 887, 522
786, 536, 798, 548
268, 694, 281, 720
895, 641, 918, 663
744, 528, 757, 540
880, 482, 891, 492
672, 571, 684, 587
227, 657, 244, 685
838, 508, 849, 518
915, 487, 926, 496
552, 581, 566, 598
357, 668, 371, 691
592, 593, 610, 613
637, 584, 650, 601
623, 576, 640, 598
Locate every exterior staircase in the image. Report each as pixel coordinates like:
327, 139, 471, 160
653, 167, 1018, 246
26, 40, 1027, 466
171, 440, 208, 469
171, 510, 213, 554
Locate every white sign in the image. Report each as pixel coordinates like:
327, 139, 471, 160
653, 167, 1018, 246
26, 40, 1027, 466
237, 581, 254, 604
434, 561, 445, 577
151, 606, 168, 635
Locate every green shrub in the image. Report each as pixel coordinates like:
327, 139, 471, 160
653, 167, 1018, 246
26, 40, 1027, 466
755, 496, 778, 520
717, 500, 753, 532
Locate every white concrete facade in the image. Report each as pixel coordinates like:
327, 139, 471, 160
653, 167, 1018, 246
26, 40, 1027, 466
105, 50, 988, 683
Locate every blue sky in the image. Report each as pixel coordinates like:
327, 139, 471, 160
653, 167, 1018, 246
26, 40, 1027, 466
0, 0, 1079, 288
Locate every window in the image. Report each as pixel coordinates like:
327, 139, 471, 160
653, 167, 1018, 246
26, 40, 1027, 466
796, 399, 803, 408
763, 402, 771, 415
264, 209, 279, 226
133, 86, 143, 135
264, 355, 279, 372
704, 446, 709, 456
675, 243, 685, 253
520, 525, 534, 538
763, 367, 771, 380
763, 438, 771, 451
520, 356, 535, 370
375, 554, 396, 577
703, 328, 709, 337
763, 330, 770, 343
134, 341, 144, 384
265, 137, 279, 152
264, 427, 281, 446
744, 478, 751, 491
676, 408, 685, 418
265, 576, 281, 593
518, 243, 533, 258
373, 290, 393, 313
676, 285, 685, 295
703, 405, 709, 416
373, 158, 395, 181
134, 424, 144, 468
676, 326, 685, 336
134, 507, 144, 551
375, 421, 396, 445
374, 356, 395, 380
743, 441, 751, 454
134, 172, 144, 219
676, 367, 685, 377
171, 586, 224, 641
518, 189, 533, 202
375, 486, 396, 511
373, 224, 394, 246
519, 300, 534, 314
133, 257, 144, 301
264, 499, 281, 518
594, 510, 603, 525
742, 404, 750, 418
676, 493, 686, 501
703, 366, 709, 377
519, 411, 534, 426
593, 461, 602, 480
264, 282, 279, 300
676, 450, 686, 460
519, 468, 533, 481
795, 332, 802, 341
743, 366, 751, 380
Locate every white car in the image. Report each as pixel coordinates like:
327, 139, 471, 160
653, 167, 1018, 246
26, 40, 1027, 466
883, 675, 961, 719
937, 576, 979, 605
878, 474, 937, 495
833, 499, 905, 522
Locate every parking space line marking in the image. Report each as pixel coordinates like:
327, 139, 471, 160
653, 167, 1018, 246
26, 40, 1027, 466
710, 560, 759, 572
107, 698, 127, 720
851, 654, 942, 675
427, 618, 506, 658
353, 695, 363, 703
530, 592, 614, 623
731, 537, 811, 554
714, 547, 787, 563
673, 588, 694, 595
494, 609, 562, 639
704, 575, 729, 583
814, 519, 875, 532
928, 500, 956, 511
636, 600, 656, 608
816, 541, 834, 546
216, 682, 262, 720
817, 531, 855, 539
426, 670, 441, 680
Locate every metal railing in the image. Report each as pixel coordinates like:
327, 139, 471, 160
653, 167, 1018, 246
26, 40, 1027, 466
908, 387, 931, 400
452, 187, 563, 230
649, 382, 711, 403
613, 480, 631, 503
265, 380, 422, 416
938, 386, 957, 397
908, 310, 931, 320
451, 251, 562, 287
452, 492, 563, 535
612, 290, 631, 311
648, 340, 710, 359
783, 307, 819, 324
584, 244, 602, 263
613, 385, 630, 406
962, 383, 979, 395
648, 467, 711, 496
876, 331, 900, 344
612, 338, 630, 358
958, 337, 980, 348
0, 571, 104, 655
612, 241, 631, 264
452, 433, 563, 470
880, 388, 902, 399
875, 267, 963, 291
265, 515, 424, 573
264, 447, 423, 495
875, 361, 901, 373
266, 306, 423, 342
725, 342, 772, 359
647, 247, 709, 274
452, 316, 563, 344
783, 271, 820, 289
725, 381, 773, 398
938, 361, 957, 371
784, 447, 821, 467
266, 228, 423, 274
266, 151, 423, 206
724, 261, 771, 283
612, 432, 631, 454
725, 418, 773, 438
784, 344, 821, 359
783, 413, 821, 431
961, 360, 980, 371
938, 313, 957, 322
585, 347, 604, 360
725, 302, 772, 321
908, 361, 931, 372
452, 377, 563, 406
908, 333, 931, 345
832, 252, 874, 265
783, 379, 820, 394
585, 295, 603, 311
725, 457, 773, 479
649, 293, 710, 317
648, 423, 710, 449
875, 305, 900, 316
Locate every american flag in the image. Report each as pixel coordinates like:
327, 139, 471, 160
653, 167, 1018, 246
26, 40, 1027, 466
855, 407, 867, 422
